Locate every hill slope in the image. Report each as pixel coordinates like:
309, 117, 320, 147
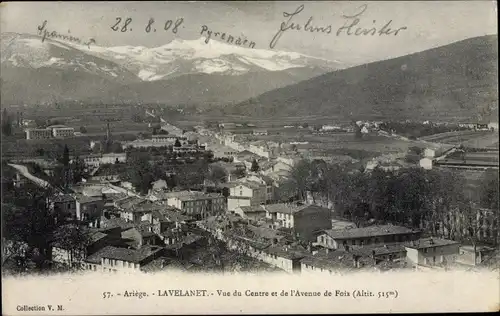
226, 35, 498, 122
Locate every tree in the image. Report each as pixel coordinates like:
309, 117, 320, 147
122, 155, 155, 194
207, 165, 228, 185
174, 139, 182, 147
3, 185, 67, 271
250, 159, 260, 172
79, 126, 87, 134
52, 224, 92, 268
288, 159, 315, 201
1, 108, 13, 136
479, 169, 499, 210
231, 167, 246, 179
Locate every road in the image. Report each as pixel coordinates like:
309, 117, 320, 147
8, 163, 52, 189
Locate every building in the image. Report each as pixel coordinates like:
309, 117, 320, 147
300, 249, 376, 276
121, 225, 159, 249
316, 225, 421, 250
165, 191, 226, 219
117, 202, 164, 224
236, 175, 276, 202
83, 245, 164, 273
253, 129, 268, 136
151, 208, 193, 236
404, 237, 460, 267
82, 153, 127, 168
419, 157, 433, 170
74, 195, 106, 224
260, 160, 292, 176
264, 204, 332, 241
51, 194, 77, 218
227, 181, 267, 211
25, 128, 53, 140
51, 126, 75, 138
487, 122, 498, 131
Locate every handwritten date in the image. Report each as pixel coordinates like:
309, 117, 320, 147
111, 17, 184, 34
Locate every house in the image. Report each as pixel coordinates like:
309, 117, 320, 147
121, 224, 159, 249
51, 194, 77, 218
258, 244, 308, 273
404, 237, 460, 267
165, 191, 226, 219
234, 205, 267, 221
350, 244, 408, 263
74, 194, 106, 224
227, 181, 267, 211
264, 204, 332, 242
163, 232, 208, 258
25, 128, 53, 140
236, 175, 276, 202
260, 160, 292, 176
456, 245, 497, 266
117, 202, 163, 224
223, 234, 307, 273
83, 245, 164, 273
316, 225, 421, 250
300, 249, 376, 276
151, 208, 193, 235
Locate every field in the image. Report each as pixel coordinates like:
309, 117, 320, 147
9, 104, 152, 136
420, 130, 499, 148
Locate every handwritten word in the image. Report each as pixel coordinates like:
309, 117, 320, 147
201, 25, 256, 48
37, 20, 96, 48
110, 17, 184, 34
270, 4, 408, 49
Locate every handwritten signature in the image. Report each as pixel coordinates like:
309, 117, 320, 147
37, 20, 96, 49
270, 4, 408, 49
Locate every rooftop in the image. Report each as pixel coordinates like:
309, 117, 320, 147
52, 194, 75, 203
263, 203, 328, 215
152, 208, 193, 223
264, 244, 309, 260
405, 237, 460, 250
238, 205, 266, 213
115, 196, 147, 210
301, 250, 376, 271
323, 225, 417, 240
74, 194, 104, 204
85, 245, 163, 264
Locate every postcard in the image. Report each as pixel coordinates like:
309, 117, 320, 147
1, 1, 499, 314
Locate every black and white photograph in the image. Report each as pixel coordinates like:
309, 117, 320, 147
1, 1, 499, 314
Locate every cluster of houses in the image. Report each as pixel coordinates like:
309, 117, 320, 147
7, 118, 498, 275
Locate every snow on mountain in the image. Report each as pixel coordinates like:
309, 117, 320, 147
1, 33, 137, 82
72, 37, 342, 81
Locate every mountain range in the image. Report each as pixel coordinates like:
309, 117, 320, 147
0, 32, 341, 106
225, 35, 498, 122
2, 32, 497, 122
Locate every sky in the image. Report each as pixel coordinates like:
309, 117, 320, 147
0, 1, 497, 65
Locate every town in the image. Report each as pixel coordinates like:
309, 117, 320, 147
2, 106, 498, 275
